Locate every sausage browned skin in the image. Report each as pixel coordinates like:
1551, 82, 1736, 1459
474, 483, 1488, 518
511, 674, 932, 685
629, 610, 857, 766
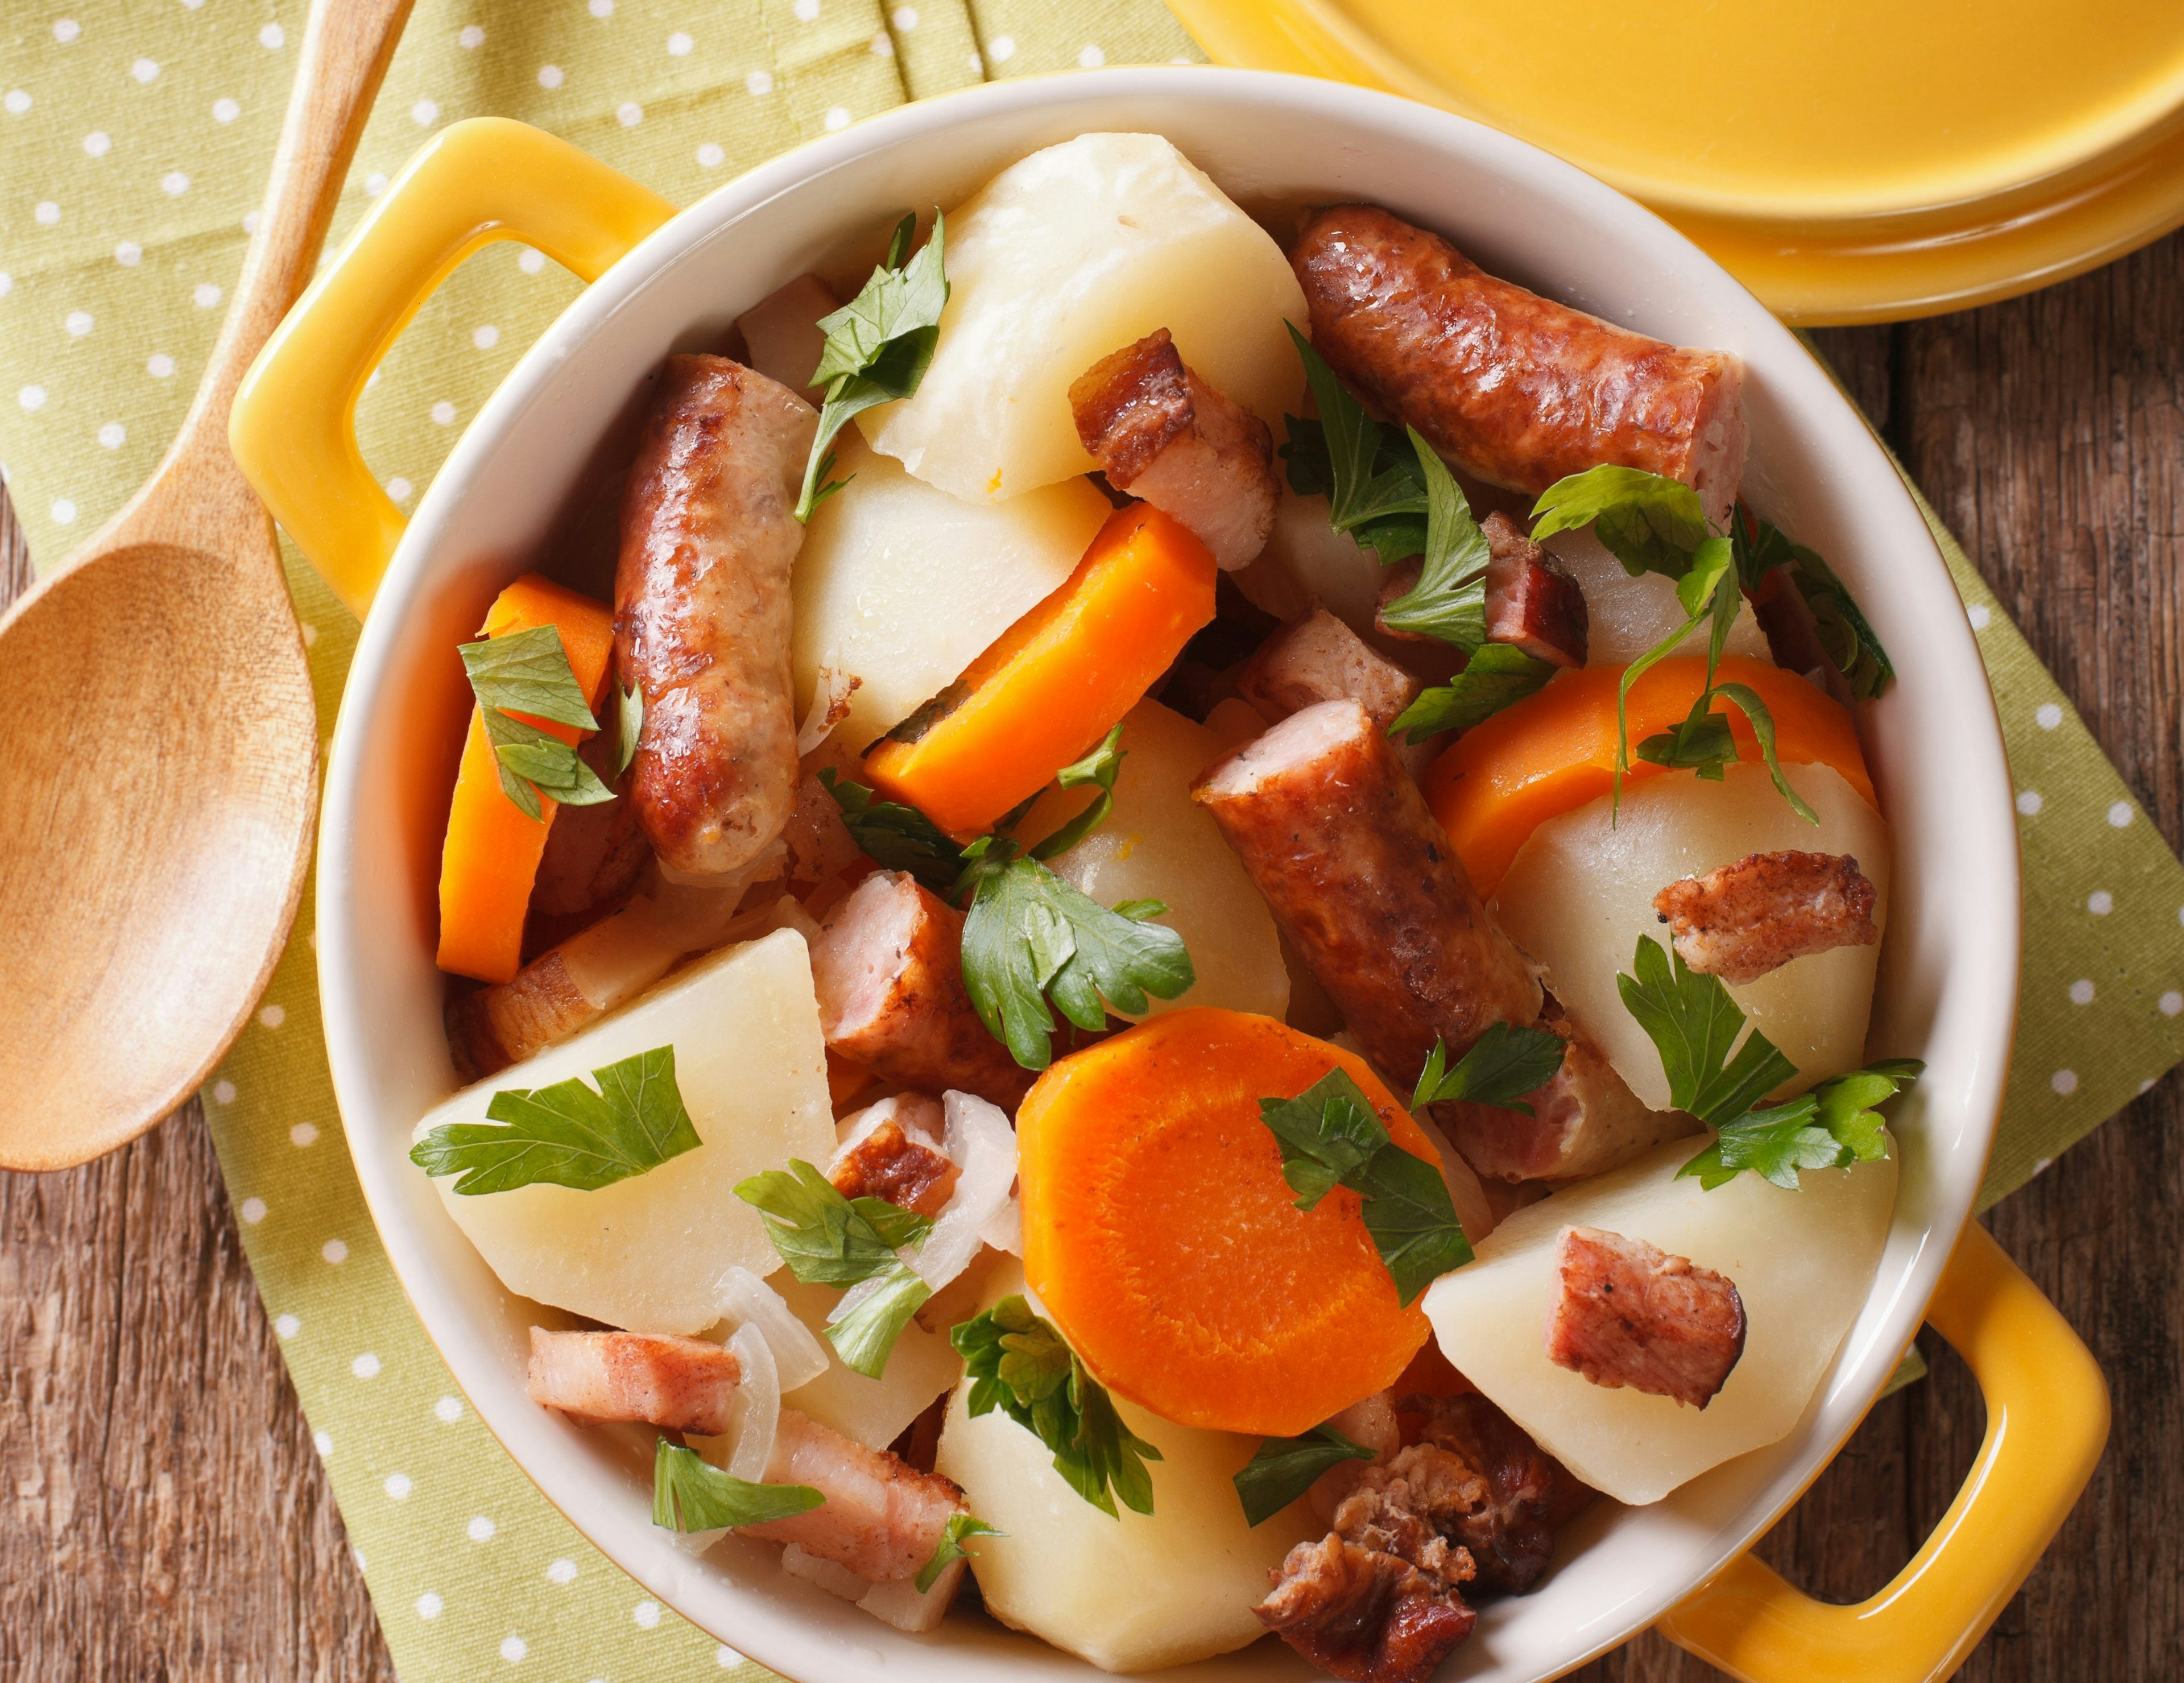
1240, 604, 1424, 731
810, 870, 1036, 1111
1192, 700, 1540, 1087
1294, 205, 1746, 524
615, 354, 817, 877
1070, 328, 1279, 570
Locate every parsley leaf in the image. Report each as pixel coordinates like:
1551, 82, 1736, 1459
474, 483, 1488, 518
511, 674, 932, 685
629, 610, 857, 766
1616, 935, 1798, 1126
481, 708, 617, 822
615, 680, 643, 778
953, 1295, 1163, 1517
1388, 644, 1557, 743
1232, 1425, 1375, 1527
411, 1046, 700, 1195
797, 211, 950, 522
1410, 1023, 1569, 1115
734, 1160, 934, 1376
915, 1512, 1004, 1591
1710, 681, 1821, 822
1282, 326, 1429, 564
1029, 725, 1127, 862
652, 1438, 824, 1532
1732, 504, 1896, 701
458, 623, 615, 820
1678, 1060, 1922, 1190
1531, 464, 1710, 578
1256, 1069, 1472, 1304
958, 847, 1194, 1071
817, 767, 965, 889
1376, 428, 1492, 648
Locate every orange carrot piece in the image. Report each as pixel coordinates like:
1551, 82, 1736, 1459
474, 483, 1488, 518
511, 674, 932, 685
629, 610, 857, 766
1017, 1007, 1437, 1437
437, 575, 617, 984
1420, 655, 1873, 899
861, 504, 1217, 841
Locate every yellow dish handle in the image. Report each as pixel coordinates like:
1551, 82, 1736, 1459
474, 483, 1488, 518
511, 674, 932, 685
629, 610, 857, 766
229, 118, 675, 618
1658, 1220, 2108, 1682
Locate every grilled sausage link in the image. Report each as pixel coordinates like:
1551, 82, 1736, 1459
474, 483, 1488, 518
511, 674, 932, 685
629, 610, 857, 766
1293, 205, 1746, 523
1192, 699, 1540, 1087
615, 354, 817, 877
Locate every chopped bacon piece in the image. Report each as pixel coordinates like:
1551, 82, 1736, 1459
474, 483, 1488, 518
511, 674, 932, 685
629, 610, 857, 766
1404, 1391, 1586, 1593
740, 1407, 969, 1583
1480, 513, 1587, 668
1239, 605, 1425, 731
810, 870, 1035, 1111
1545, 1226, 1747, 1409
526, 1328, 741, 1435
1653, 850, 1880, 985
446, 954, 593, 1082
1256, 1536, 1476, 1683
1070, 328, 1279, 570
827, 1093, 959, 1216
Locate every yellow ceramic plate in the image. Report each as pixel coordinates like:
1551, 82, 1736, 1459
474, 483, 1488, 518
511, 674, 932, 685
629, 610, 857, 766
1169, 0, 2184, 322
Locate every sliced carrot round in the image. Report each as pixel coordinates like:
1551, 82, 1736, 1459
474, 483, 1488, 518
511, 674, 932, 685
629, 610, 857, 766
1420, 655, 1873, 899
1017, 1007, 1436, 1437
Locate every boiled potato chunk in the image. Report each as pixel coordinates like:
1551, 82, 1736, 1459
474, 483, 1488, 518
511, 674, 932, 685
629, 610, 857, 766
1020, 700, 1288, 1023
1540, 527, 1769, 665
1492, 762, 1889, 1110
936, 1260, 1316, 1673
413, 930, 833, 1334
774, 1274, 962, 1450
793, 433, 1111, 750
860, 133, 1308, 502
1423, 1135, 1897, 1505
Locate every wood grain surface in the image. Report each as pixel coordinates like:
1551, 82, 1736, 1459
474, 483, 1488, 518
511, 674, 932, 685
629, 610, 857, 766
3, 231, 2181, 1679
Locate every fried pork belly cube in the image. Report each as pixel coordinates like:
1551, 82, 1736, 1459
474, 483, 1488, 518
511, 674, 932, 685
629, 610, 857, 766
1406, 1391, 1590, 1593
810, 870, 1033, 1110
1070, 328, 1279, 570
827, 1092, 959, 1217
1652, 849, 1880, 986
1480, 512, 1587, 668
1256, 1535, 1476, 1683
526, 1328, 740, 1435
740, 1407, 969, 1583
1238, 604, 1424, 731
1545, 1226, 1747, 1409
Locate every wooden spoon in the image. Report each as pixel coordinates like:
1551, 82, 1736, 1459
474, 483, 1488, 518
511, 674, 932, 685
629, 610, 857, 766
0, 0, 415, 1171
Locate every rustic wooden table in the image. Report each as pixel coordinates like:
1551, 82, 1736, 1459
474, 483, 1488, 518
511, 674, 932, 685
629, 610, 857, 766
3, 235, 2180, 1681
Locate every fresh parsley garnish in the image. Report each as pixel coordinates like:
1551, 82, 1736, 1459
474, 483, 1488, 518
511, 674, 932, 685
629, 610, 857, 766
734, 1159, 934, 1378
797, 210, 949, 522
1027, 725, 1128, 862
1531, 464, 1710, 578
1388, 644, 1558, 743
1410, 1023, 1569, 1115
651, 1438, 824, 1532
411, 1045, 700, 1195
458, 623, 616, 821
1232, 1424, 1375, 1527
1732, 503, 1896, 701
818, 767, 965, 889
1376, 427, 1493, 648
1281, 326, 1429, 565
1617, 933, 1921, 1190
614, 680, 643, 778
953, 1295, 1162, 1518
915, 1512, 1004, 1591
1258, 1069, 1473, 1305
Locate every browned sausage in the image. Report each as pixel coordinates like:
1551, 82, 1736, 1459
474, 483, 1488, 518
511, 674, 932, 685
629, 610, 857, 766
615, 354, 817, 877
1191, 699, 1540, 1086
1294, 205, 1746, 523
1239, 603, 1424, 730
808, 871, 1035, 1111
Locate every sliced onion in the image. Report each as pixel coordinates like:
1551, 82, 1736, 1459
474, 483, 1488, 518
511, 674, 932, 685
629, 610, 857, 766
782, 1542, 872, 1601
978, 1190, 1023, 1257
715, 1265, 830, 1391
859, 1565, 962, 1632
910, 1092, 1019, 1290
796, 666, 862, 756
723, 1322, 781, 1483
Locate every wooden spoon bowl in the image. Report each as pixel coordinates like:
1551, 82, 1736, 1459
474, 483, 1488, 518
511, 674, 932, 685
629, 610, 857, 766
0, 0, 413, 1171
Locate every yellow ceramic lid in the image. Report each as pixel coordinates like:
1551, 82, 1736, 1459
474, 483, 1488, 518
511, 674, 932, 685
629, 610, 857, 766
1170, 0, 2184, 322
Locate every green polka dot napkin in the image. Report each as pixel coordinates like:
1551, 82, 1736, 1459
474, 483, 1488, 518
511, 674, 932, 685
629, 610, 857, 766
3, 3, 2180, 1677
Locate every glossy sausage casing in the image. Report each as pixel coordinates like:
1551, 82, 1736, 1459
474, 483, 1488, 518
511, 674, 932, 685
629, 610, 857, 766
615, 354, 817, 878
1294, 205, 1746, 522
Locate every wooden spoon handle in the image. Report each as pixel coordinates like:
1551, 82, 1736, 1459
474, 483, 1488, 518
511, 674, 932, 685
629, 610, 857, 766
171, 0, 416, 475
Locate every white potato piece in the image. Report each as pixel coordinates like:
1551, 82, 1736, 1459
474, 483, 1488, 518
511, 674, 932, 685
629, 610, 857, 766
1238, 489, 1376, 631
935, 1260, 1315, 1673
414, 931, 834, 1334
1021, 700, 1288, 1023
861, 133, 1308, 502
774, 1274, 962, 1450
1424, 1135, 1896, 1505
793, 433, 1111, 750
1493, 762, 1889, 1110
1541, 527, 1770, 665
